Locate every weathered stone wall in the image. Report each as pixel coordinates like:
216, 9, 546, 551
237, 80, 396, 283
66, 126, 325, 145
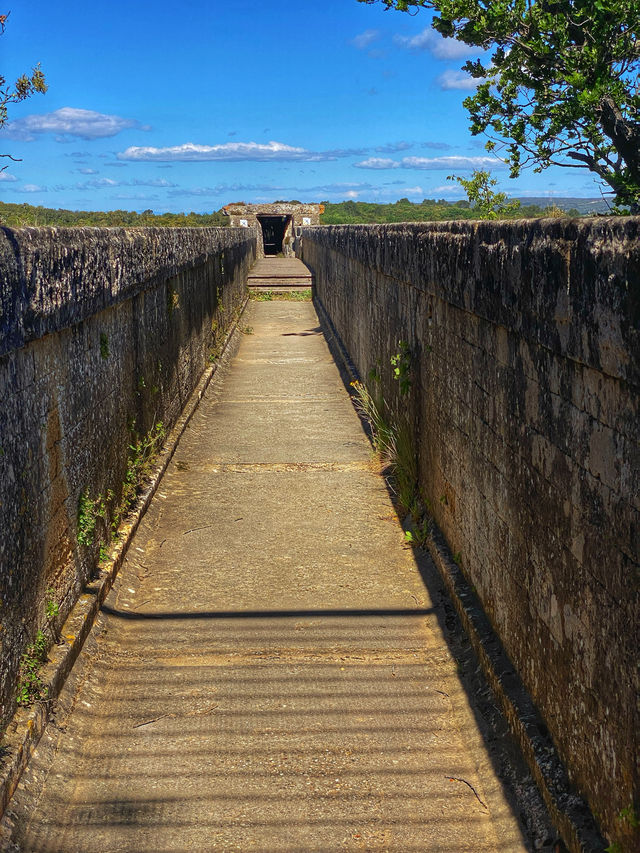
301, 219, 639, 848
0, 226, 257, 726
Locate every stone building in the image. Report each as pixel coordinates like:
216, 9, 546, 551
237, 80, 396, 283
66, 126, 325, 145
222, 202, 324, 258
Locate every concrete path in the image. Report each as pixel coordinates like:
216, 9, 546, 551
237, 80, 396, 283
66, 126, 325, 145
4, 301, 527, 852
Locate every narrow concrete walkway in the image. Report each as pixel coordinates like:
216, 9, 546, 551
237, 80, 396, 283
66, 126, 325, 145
4, 302, 527, 852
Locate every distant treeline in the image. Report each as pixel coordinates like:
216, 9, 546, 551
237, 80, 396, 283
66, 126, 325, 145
0, 197, 589, 230
319, 197, 583, 224
0, 202, 229, 228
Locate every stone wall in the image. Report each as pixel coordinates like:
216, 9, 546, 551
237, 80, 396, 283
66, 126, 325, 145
0, 226, 257, 726
300, 219, 639, 849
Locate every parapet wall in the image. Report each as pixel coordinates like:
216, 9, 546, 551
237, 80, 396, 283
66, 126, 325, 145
300, 219, 639, 848
0, 226, 257, 726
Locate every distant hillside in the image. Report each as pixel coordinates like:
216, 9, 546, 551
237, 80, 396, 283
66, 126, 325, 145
515, 197, 611, 215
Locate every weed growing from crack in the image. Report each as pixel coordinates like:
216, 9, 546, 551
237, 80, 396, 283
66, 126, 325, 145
404, 516, 433, 548
16, 630, 49, 707
351, 342, 420, 517
167, 285, 180, 314
100, 332, 109, 359
111, 421, 166, 534
44, 590, 59, 622
77, 489, 98, 546
390, 340, 411, 396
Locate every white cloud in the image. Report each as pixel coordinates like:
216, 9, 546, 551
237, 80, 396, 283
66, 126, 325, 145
351, 29, 381, 50
15, 183, 47, 193
356, 155, 506, 171
132, 177, 177, 188
168, 180, 380, 199
354, 157, 401, 170
437, 69, 485, 90
117, 140, 363, 163
72, 176, 178, 191
403, 155, 505, 170
309, 182, 374, 193
80, 177, 120, 188
77, 167, 98, 175
169, 188, 223, 197
0, 171, 18, 182
421, 141, 452, 151
375, 141, 412, 153
1, 107, 150, 141
169, 182, 295, 198
394, 28, 474, 60
113, 193, 160, 201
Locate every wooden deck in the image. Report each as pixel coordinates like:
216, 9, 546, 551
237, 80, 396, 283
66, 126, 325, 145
247, 257, 313, 292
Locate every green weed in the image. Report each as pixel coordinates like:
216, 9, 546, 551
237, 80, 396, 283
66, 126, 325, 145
99, 332, 109, 359
387, 415, 418, 513
617, 806, 639, 829
350, 380, 393, 457
351, 345, 418, 515
167, 285, 180, 314
16, 630, 49, 706
250, 289, 312, 302
44, 590, 59, 621
390, 341, 412, 396
404, 516, 433, 548
111, 422, 166, 533
77, 490, 98, 546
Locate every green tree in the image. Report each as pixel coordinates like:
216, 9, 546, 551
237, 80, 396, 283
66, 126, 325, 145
358, 1, 640, 211
1, 12, 47, 171
447, 170, 521, 218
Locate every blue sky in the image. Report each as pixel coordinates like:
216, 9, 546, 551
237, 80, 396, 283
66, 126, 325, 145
0, 0, 604, 213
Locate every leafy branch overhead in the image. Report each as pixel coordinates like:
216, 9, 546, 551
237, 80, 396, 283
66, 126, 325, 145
0, 12, 47, 168
359, 1, 640, 211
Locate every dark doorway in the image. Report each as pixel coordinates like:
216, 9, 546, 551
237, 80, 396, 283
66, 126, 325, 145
257, 215, 289, 255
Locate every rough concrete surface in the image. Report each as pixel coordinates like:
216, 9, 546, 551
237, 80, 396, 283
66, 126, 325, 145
3, 302, 530, 852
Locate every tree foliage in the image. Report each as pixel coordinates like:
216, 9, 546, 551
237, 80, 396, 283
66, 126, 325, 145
447, 170, 522, 218
359, 1, 640, 211
0, 12, 47, 169
0, 201, 230, 228
318, 195, 557, 223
